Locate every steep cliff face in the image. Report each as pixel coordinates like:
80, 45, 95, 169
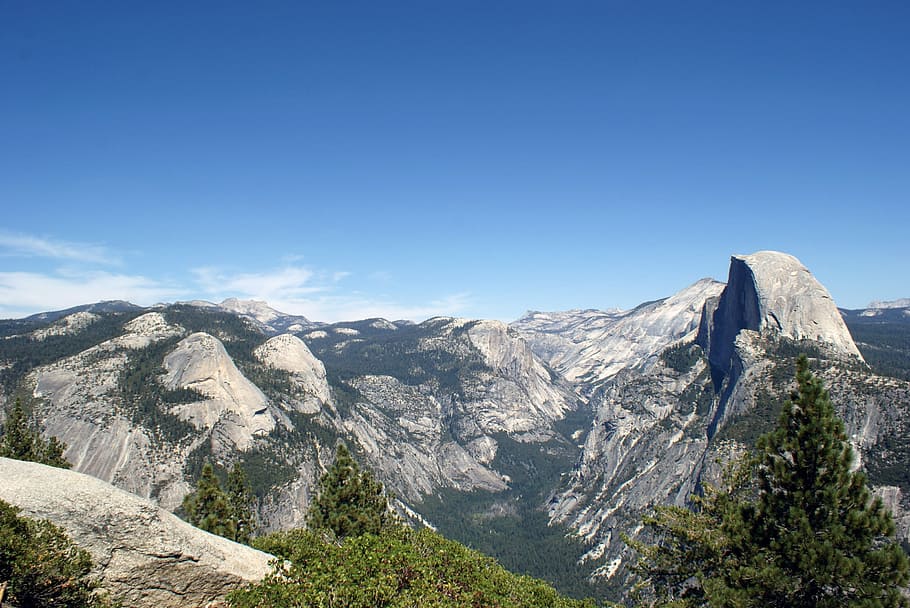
0, 457, 271, 608
703, 251, 862, 384
546, 251, 903, 592
698, 251, 864, 436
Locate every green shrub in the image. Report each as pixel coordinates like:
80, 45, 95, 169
0, 499, 111, 608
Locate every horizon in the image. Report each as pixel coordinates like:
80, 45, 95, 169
7, 271, 908, 325
3, 3, 908, 321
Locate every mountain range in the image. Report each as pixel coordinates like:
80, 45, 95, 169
1, 250, 908, 601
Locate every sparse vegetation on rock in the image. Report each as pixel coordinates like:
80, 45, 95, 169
0, 397, 70, 469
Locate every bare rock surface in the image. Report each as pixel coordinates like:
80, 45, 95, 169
0, 457, 271, 608
164, 332, 275, 449
705, 252, 862, 376
513, 278, 725, 390
254, 333, 331, 413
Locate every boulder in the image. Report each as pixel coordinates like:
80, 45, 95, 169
0, 457, 272, 608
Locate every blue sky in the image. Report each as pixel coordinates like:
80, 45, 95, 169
2, 1, 908, 322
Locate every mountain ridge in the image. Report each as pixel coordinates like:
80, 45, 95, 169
2, 250, 908, 601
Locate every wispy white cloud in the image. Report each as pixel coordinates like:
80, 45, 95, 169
190, 264, 470, 322
266, 292, 473, 323
0, 258, 471, 323
0, 232, 119, 266
0, 270, 186, 319
192, 266, 324, 300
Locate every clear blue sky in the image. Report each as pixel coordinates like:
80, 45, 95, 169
2, 1, 908, 321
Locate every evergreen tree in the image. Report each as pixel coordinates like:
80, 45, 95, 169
0, 498, 109, 607
626, 456, 754, 607
733, 355, 910, 607
226, 462, 256, 544
183, 461, 236, 540
306, 443, 389, 538
0, 398, 34, 461
630, 355, 910, 607
0, 398, 71, 469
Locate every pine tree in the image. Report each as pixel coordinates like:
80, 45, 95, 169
226, 462, 256, 544
306, 443, 389, 538
0, 398, 71, 469
0, 498, 108, 607
732, 355, 910, 607
183, 461, 236, 540
626, 456, 754, 607
0, 398, 34, 461
630, 355, 910, 607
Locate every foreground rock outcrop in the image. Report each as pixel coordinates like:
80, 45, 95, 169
0, 457, 271, 608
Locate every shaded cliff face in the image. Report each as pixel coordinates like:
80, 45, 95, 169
703, 251, 862, 387
0, 457, 272, 608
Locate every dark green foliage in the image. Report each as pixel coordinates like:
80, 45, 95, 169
0, 398, 71, 468
161, 305, 265, 364
0, 311, 143, 393
227, 462, 256, 544
229, 525, 599, 608
235, 448, 299, 499
737, 355, 910, 607
660, 342, 704, 374
678, 368, 715, 419
117, 338, 197, 442
183, 460, 258, 544
865, 432, 910, 488
417, 429, 607, 600
626, 457, 754, 607
630, 356, 910, 607
0, 498, 110, 608
306, 444, 390, 538
305, 319, 492, 397
183, 461, 237, 540
714, 388, 782, 445
843, 309, 910, 381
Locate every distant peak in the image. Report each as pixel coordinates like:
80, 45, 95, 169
867, 298, 910, 310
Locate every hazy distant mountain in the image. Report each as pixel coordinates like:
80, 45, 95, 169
867, 298, 910, 310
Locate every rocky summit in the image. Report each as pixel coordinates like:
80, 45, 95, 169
1, 250, 908, 602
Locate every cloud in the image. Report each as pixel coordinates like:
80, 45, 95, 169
0, 257, 472, 322
266, 292, 473, 323
192, 266, 325, 300
0, 270, 186, 318
190, 264, 471, 322
0, 232, 119, 266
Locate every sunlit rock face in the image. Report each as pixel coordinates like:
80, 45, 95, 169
0, 457, 272, 608
164, 332, 275, 450
544, 250, 892, 588
254, 333, 331, 413
513, 278, 726, 391
29, 312, 190, 506
704, 251, 862, 382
